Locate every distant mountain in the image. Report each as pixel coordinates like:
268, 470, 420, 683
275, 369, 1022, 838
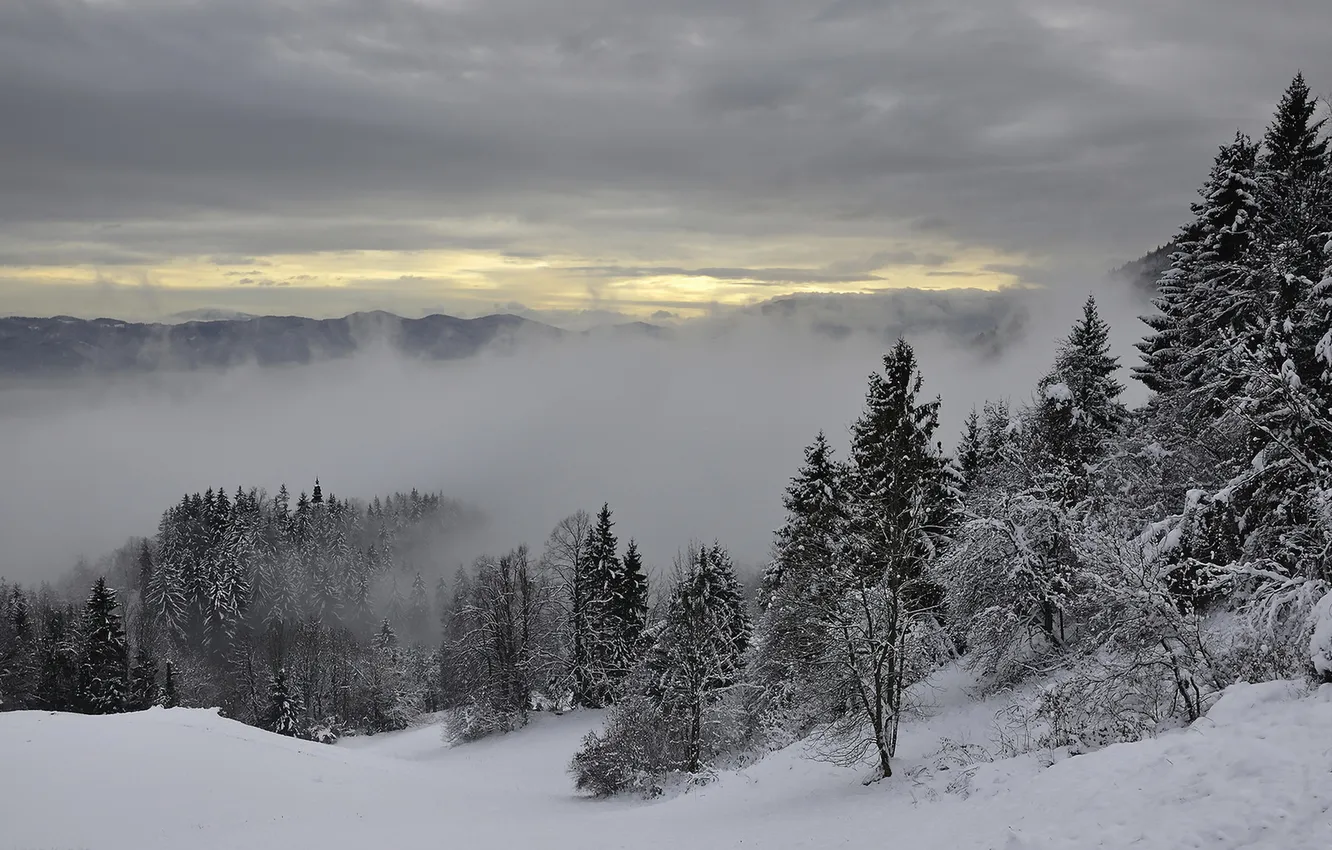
1113, 243, 1176, 297
166, 309, 259, 323
0, 311, 563, 377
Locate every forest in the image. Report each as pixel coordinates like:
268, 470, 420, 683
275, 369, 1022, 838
2, 73, 1332, 797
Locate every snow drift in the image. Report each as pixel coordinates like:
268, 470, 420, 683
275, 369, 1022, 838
3, 677, 1330, 849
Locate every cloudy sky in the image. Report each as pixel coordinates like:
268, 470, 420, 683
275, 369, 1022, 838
1, 0, 1329, 322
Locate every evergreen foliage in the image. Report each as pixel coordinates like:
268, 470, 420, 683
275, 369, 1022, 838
78, 577, 128, 715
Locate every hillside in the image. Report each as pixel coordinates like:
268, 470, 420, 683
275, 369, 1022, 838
3, 670, 1329, 849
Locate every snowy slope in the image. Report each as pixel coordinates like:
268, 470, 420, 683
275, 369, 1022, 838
2, 678, 1330, 849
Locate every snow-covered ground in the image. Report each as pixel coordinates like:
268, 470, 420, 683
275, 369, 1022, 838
3, 672, 1331, 849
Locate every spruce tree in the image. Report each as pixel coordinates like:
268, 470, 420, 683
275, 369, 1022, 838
817, 339, 960, 778
1260, 73, 1328, 197
1138, 131, 1261, 396
127, 646, 158, 710
77, 577, 128, 714
578, 503, 622, 706
406, 572, 430, 644
268, 667, 303, 737
373, 618, 398, 651
956, 409, 984, 490
755, 432, 849, 718
136, 540, 154, 596
1032, 296, 1127, 482
847, 339, 960, 586
0, 587, 38, 709
644, 544, 752, 772
157, 660, 179, 708
614, 539, 650, 661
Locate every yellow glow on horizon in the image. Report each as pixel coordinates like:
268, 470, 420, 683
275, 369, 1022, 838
1, 243, 1034, 319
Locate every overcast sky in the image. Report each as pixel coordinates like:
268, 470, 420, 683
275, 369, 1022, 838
1, 0, 1330, 321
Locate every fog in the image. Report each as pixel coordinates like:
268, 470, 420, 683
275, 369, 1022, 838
0, 282, 1150, 587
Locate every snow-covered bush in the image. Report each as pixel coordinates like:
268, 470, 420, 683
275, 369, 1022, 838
442, 698, 524, 744
570, 695, 676, 797
309, 718, 342, 745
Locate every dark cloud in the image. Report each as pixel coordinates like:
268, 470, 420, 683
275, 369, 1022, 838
0, 0, 1329, 286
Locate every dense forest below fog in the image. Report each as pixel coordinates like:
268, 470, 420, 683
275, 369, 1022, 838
3, 74, 1332, 796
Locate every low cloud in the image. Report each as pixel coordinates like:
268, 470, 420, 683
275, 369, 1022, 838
0, 276, 1149, 587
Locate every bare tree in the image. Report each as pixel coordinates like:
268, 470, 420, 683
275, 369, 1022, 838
540, 510, 592, 702
443, 546, 563, 740
804, 490, 951, 781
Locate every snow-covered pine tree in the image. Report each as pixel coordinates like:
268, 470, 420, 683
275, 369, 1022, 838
1137, 131, 1261, 397
980, 398, 1016, 464
373, 618, 398, 651
610, 538, 650, 672
0, 587, 38, 709
126, 645, 158, 711
135, 540, 154, 597
157, 660, 179, 708
145, 510, 190, 642
816, 339, 959, 780
847, 339, 960, 584
406, 572, 430, 645
753, 432, 849, 723
77, 577, 128, 714
1031, 296, 1127, 490
1259, 73, 1328, 206
268, 667, 303, 737
579, 503, 622, 706
956, 409, 984, 490
644, 543, 751, 772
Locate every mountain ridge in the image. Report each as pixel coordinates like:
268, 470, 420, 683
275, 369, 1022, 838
0, 311, 570, 377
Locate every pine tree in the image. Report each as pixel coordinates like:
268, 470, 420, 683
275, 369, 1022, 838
644, 544, 752, 772
1260, 73, 1328, 198
615, 539, 649, 658
136, 540, 154, 596
848, 339, 960, 581
77, 577, 128, 714
578, 503, 622, 706
127, 645, 158, 710
157, 661, 179, 708
1138, 131, 1261, 396
0, 587, 38, 709
956, 409, 984, 490
755, 432, 849, 719
980, 398, 1015, 465
373, 618, 398, 651
1032, 296, 1127, 482
268, 667, 303, 737
406, 572, 430, 644
814, 339, 960, 779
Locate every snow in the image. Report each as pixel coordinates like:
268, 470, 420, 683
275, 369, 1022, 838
3, 673, 1332, 849
1043, 382, 1072, 402
1311, 592, 1332, 678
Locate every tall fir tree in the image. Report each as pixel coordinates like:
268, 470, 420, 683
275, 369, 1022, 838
578, 503, 623, 706
157, 660, 180, 708
613, 539, 650, 661
406, 572, 431, 645
1259, 73, 1328, 198
127, 646, 158, 711
1138, 131, 1261, 396
1032, 296, 1127, 484
847, 339, 960, 588
268, 667, 303, 737
644, 543, 752, 772
754, 432, 850, 719
77, 577, 128, 714
956, 409, 984, 490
